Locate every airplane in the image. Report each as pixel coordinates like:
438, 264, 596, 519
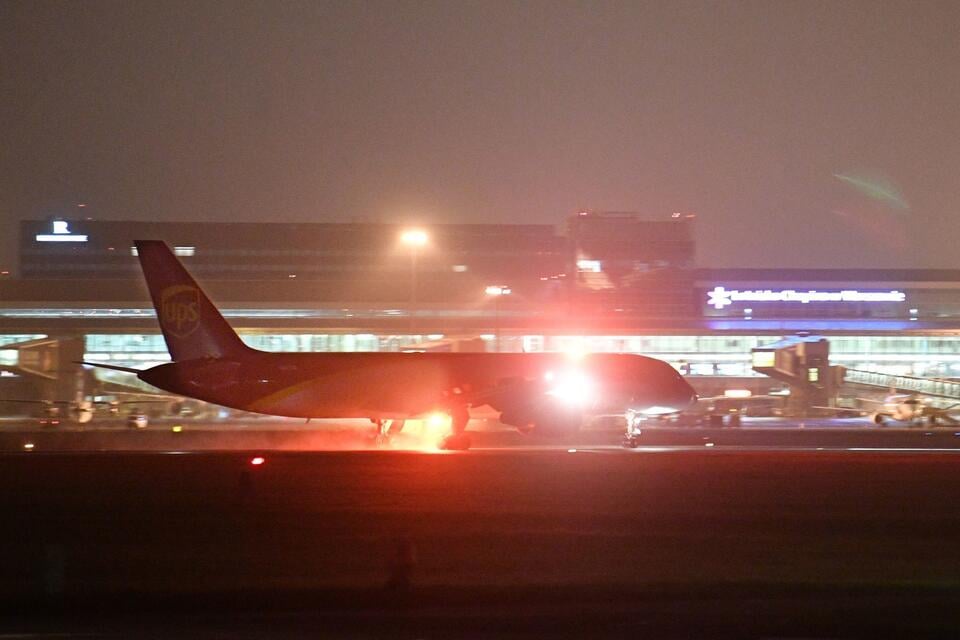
866, 394, 959, 427
0, 396, 169, 425
813, 394, 960, 427
0, 399, 94, 424
79, 240, 697, 450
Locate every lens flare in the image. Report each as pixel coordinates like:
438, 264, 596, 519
834, 172, 909, 210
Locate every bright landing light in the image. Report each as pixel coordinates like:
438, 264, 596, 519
421, 412, 450, 441
546, 370, 595, 406
406, 413, 451, 452
426, 413, 448, 429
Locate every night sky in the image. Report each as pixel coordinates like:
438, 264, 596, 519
3, 1, 960, 271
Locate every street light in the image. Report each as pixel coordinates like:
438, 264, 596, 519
400, 228, 428, 248
400, 228, 429, 337
485, 285, 511, 352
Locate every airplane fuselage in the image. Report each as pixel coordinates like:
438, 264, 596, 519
138, 350, 695, 420
122, 240, 699, 446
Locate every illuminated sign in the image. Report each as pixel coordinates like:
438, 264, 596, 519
35, 220, 88, 243
707, 286, 905, 310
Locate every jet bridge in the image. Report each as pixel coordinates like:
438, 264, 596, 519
752, 336, 960, 414
751, 335, 845, 416
0, 335, 89, 405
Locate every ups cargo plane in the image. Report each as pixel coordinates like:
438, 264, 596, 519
85, 240, 696, 449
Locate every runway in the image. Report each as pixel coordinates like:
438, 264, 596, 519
4, 419, 960, 634
3, 443, 960, 634
4, 415, 960, 453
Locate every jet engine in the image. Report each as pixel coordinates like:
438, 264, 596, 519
490, 373, 593, 437
498, 399, 582, 437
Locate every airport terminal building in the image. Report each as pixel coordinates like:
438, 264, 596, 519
4, 214, 960, 401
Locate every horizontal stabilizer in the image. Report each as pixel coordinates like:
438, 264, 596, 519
75, 361, 142, 374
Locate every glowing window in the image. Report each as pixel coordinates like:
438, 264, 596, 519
752, 351, 775, 368
129, 246, 195, 257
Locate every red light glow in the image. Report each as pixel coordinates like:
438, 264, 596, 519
250, 456, 265, 466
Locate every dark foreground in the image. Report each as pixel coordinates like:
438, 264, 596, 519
4, 449, 960, 636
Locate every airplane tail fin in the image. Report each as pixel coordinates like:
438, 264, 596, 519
134, 240, 250, 361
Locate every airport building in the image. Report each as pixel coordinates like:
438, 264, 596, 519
4, 213, 960, 404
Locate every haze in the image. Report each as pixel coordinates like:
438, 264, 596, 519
3, 0, 960, 270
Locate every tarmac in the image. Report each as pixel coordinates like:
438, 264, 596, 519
3, 419, 960, 635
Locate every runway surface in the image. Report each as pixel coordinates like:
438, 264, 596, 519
4, 415, 960, 453
4, 441, 960, 635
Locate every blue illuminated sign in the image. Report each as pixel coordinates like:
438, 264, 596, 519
707, 286, 906, 310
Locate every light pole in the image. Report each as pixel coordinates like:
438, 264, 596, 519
485, 285, 511, 352
400, 228, 429, 338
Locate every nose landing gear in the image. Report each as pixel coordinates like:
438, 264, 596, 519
622, 409, 642, 448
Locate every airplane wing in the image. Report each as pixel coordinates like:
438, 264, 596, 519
809, 405, 875, 417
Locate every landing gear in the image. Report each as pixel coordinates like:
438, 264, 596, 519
439, 405, 471, 451
622, 410, 642, 449
439, 433, 471, 450
373, 418, 406, 446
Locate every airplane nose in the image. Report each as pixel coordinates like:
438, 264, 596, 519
643, 372, 697, 412
633, 358, 699, 413
675, 378, 698, 410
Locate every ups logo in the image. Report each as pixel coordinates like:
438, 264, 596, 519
160, 285, 200, 338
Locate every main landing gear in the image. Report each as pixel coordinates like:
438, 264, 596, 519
373, 418, 405, 446
439, 405, 471, 451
